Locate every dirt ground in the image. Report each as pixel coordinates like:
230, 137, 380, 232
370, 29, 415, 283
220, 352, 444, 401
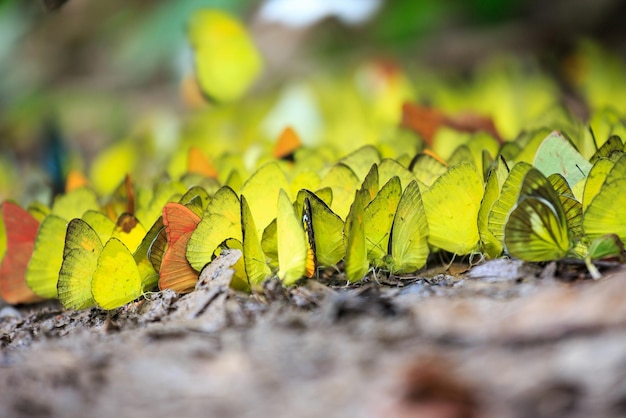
2, 251, 626, 418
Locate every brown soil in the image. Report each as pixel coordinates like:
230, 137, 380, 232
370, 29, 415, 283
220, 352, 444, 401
2, 252, 626, 418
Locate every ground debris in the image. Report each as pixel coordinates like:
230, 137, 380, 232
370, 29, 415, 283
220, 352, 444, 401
2, 264, 626, 417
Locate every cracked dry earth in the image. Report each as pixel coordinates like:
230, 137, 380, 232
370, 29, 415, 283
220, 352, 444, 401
2, 251, 626, 418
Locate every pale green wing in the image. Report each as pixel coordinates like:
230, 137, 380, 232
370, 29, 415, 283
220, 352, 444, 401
533, 130, 592, 186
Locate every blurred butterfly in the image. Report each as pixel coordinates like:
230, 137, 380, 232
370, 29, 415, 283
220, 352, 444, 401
0, 202, 42, 304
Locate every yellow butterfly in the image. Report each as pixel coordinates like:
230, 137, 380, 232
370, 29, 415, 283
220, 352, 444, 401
25, 214, 67, 299
241, 195, 272, 287
57, 218, 103, 310
363, 177, 401, 265
385, 180, 429, 273
91, 238, 143, 310
583, 154, 626, 243
187, 186, 242, 272
318, 163, 361, 220
277, 190, 307, 285
188, 9, 263, 103
295, 189, 344, 268
240, 162, 290, 236
344, 188, 369, 282
422, 162, 483, 255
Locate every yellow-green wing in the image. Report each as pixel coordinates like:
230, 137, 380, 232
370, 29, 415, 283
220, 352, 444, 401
388, 180, 429, 273
583, 154, 626, 242
363, 177, 401, 265
0, 210, 5, 265
188, 9, 263, 103
344, 189, 369, 282
240, 162, 290, 236
261, 219, 278, 269
25, 214, 67, 299
92, 237, 142, 310
410, 152, 448, 187
504, 197, 570, 261
589, 135, 623, 164
51, 187, 99, 221
378, 158, 416, 190
27, 201, 50, 223
57, 218, 103, 310
296, 190, 345, 267
241, 195, 271, 286
447, 144, 475, 168
587, 234, 624, 261
487, 162, 532, 244
339, 145, 381, 181
277, 190, 306, 286
178, 185, 211, 210
582, 158, 615, 213
187, 186, 242, 271
318, 163, 360, 220
133, 215, 166, 291
135, 181, 187, 228
111, 213, 146, 254
422, 163, 483, 255
547, 173, 583, 242
478, 157, 509, 258
82, 210, 115, 243
360, 163, 379, 204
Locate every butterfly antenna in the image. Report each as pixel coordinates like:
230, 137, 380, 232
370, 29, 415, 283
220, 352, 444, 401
575, 163, 585, 177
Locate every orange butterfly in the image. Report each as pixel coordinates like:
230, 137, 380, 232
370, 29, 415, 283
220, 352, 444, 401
188, 147, 218, 178
158, 203, 201, 292
273, 126, 302, 160
0, 202, 44, 304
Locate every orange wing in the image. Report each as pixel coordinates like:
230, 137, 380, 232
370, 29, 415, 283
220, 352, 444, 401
0, 202, 43, 304
273, 126, 302, 159
188, 147, 218, 178
158, 231, 198, 293
64, 170, 89, 193
162, 202, 201, 245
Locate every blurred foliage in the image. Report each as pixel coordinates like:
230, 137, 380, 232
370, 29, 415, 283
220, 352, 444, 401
0, 0, 624, 205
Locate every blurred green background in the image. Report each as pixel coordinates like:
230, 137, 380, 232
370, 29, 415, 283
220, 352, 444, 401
0, 0, 624, 203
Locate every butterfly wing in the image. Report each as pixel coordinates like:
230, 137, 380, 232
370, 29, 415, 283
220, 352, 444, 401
388, 180, 429, 273
25, 214, 67, 299
241, 195, 272, 286
92, 238, 142, 309
57, 218, 103, 309
504, 197, 570, 261
0, 202, 42, 304
583, 154, 626, 242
